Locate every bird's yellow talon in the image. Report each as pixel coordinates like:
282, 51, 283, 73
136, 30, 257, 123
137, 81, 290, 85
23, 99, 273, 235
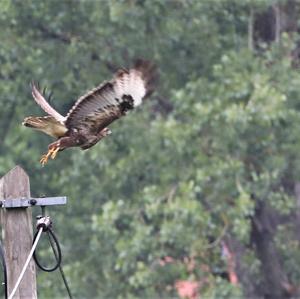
40, 154, 50, 166
39, 147, 59, 165
51, 147, 60, 159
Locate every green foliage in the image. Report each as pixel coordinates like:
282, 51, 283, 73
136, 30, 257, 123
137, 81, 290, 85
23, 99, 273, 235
1, 0, 300, 298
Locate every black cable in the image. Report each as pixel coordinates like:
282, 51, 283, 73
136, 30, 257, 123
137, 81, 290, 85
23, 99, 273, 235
33, 227, 73, 299
33, 228, 61, 272
47, 233, 73, 299
0, 241, 7, 299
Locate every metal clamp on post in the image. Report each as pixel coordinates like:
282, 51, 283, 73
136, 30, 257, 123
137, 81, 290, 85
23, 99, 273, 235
36, 216, 52, 232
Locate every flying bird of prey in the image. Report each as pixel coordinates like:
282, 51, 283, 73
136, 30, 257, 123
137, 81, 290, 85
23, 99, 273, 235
23, 60, 156, 165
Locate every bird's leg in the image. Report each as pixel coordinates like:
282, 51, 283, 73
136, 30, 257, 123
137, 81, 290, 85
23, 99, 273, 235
40, 148, 56, 166
39, 136, 80, 165
50, 147, 60, 159
40, 141, 61, 166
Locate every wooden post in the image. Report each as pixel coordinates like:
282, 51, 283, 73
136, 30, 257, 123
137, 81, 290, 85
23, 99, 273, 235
0, 166, 37, 299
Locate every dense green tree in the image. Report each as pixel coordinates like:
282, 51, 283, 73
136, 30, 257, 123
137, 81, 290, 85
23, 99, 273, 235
2, 0, 300, 298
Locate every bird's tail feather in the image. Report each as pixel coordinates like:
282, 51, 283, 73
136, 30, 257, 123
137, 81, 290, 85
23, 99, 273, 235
22, 116, 67, 138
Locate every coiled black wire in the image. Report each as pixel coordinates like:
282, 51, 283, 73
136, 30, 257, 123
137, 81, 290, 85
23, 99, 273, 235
0, 240, 7, 299
33, 228, 61, 272
32, 226, 73, 299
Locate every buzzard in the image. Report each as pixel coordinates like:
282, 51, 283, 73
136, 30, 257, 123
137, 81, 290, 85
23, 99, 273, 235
23, 60, 156, 165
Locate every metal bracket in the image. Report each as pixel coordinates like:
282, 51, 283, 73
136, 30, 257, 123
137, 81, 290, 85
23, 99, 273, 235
36, 215, 52, 231
0, 197, 67, 208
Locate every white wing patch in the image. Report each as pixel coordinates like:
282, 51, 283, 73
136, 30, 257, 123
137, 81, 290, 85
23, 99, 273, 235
114, 69, 146, 107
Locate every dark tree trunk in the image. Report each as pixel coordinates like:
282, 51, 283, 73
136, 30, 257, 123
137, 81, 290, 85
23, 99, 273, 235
224, 237, 261, 299
252, 0, 299, 49
251, 201, 290, 299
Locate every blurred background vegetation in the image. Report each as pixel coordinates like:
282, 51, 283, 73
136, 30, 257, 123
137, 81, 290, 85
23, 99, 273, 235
1, 0, 300, 298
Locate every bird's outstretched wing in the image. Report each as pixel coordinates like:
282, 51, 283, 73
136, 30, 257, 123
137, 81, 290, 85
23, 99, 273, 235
31, 82, 66, 123
64, 59, 156, 134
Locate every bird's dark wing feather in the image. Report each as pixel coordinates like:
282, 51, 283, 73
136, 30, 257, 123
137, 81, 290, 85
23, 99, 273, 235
64, 60, 156, 134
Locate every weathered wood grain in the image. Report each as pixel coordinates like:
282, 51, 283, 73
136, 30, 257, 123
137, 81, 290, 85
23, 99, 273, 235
0, 166, 37, 299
